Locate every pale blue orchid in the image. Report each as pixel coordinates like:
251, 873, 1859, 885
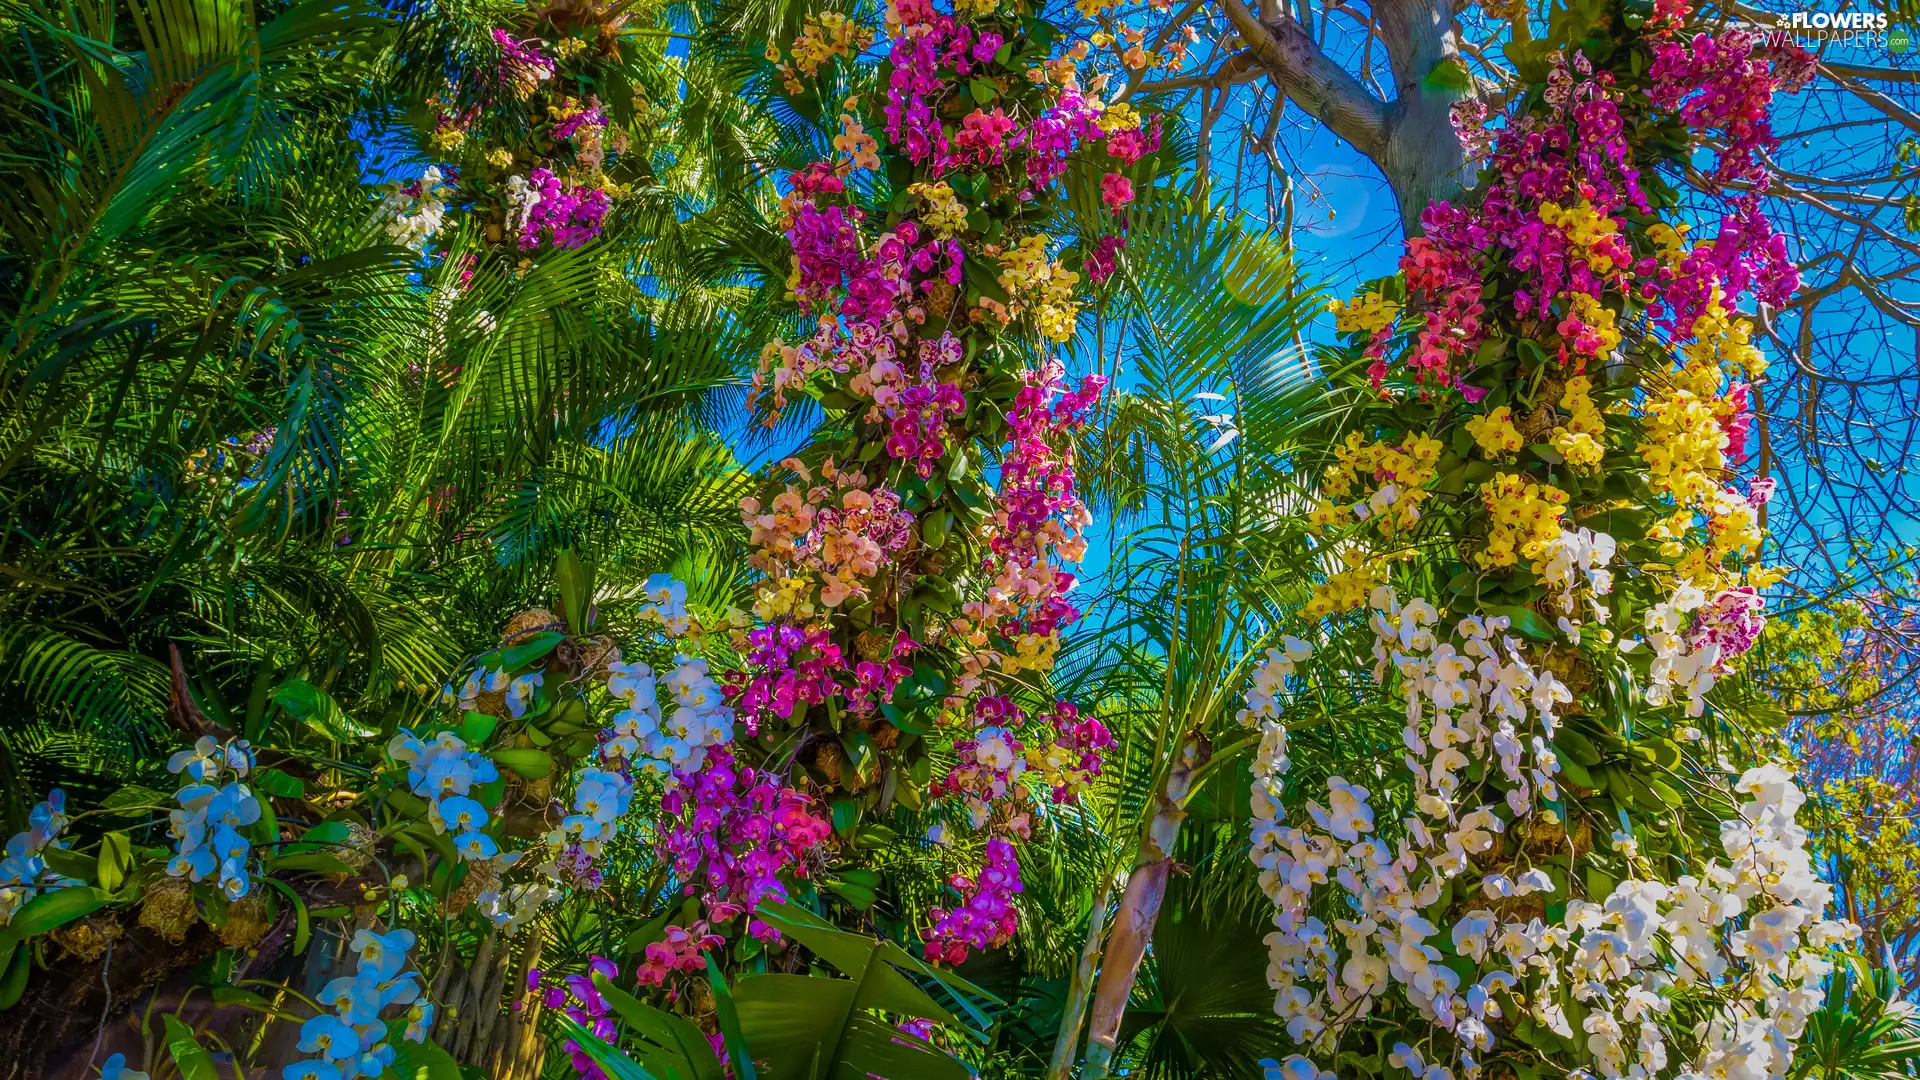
175, 784, 219, 812
297, 1014, 361, 1061
403, 1001, 435, 1043
436, 796, 487, 833
222, 739, 256, 776
100, 1052, 149, 1080
471, 756, 498, 785
379, 971, 422, 1010
350, 928, 416, 980
27, 789, 68, 839
386, 730, 426, 765
427, 729, 469, 756
168, 736, 224, 780
423, 755, 475, 797
169, 847, 216, 881
504, 672, 543, 718
453, 831, 498, 860
318, 975, 370, 1022
560, 814, 604, 842
218, 856, 251, 900
167, 810, 206, 848
0, 852, 45, 882
605, 661, 656, 707
211, 823, 249, 861
354, 1041, 396, 1079
282, 1060, 342, 1080
207, 784, 261, 827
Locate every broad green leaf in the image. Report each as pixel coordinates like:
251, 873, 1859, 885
253, 768, 307, 798
706, 954, 759, 1080
591, 972, 724, 1080
461, 713, 499, 746
7, 886, 111, 940
475, 631, 566, 672
272, 679, 377, 740
732, 974, 859, 1080
387, 1021, 464, 1080
97, 832, 133, 894
164, 1015, 219, 1080
101, 784, 172, 816
0, 939, 28, 1009
490, 747, 553, 779
556, 1015, 664, 1080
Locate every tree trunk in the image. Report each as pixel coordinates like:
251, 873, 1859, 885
1079, 734, 1210, 1078
1373, 0, 1473, 232
1045, 878, 1113, 1080
1213, 0, 1472, 235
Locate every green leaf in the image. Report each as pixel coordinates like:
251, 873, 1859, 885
277, 820, 352, 856
272, 679, 377, 740
6, 886, 111, 940
0, 938, 28, 1010
97, 832, 133, 895
164, 1015, 220, 1080
461, 713, 500, 746
1484, 604, 1555, 641
476, 632, 567, 672
968, 77, 997, 104
101, 784, 172, 816
489, 748, 553, 779
268, 851, 356, 874
840, 732, 876, 785
555, 549, 592, 632
586, 975, 723, 1080
253, 768, 307, 798
1421, 57, 1472, 93
706, 954, 759, 1080
388, 1022, 464, 1080
556, 1016, 661, 1080
824, 880, 878, 910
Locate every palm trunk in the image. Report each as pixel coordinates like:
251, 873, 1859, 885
1045, 878, 1113, 1080
1079, 734, 1210, 1078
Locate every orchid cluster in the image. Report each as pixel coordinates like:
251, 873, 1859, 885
655, 745, 834, 951
388, 728, 503, 861
1245, 589, 1856, 1080
355, 17, 638, 286
283, 929, 428, 1080
0, 789, 78, 926
492, 30, 555, 99
637, 573, 693, 636
741, 457, 917, 617
602, 655, 735, 776
507, 167, 612, 250
1024, 700, 1114, 802
722, 0, 1137, 970
475, 878, 555, 935
453, 663, 543, 719
921, 836, 1022, 964
376, 166, 455, 249
1623, 579, 1768, 717
527, 956, 621, 1080
165, 735, 262, 899
723, 621, 917, 737
1314, 35, 1801, 603
951, 364, 1103, 694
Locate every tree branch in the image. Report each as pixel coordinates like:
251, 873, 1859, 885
1215, 0, 1390, 158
